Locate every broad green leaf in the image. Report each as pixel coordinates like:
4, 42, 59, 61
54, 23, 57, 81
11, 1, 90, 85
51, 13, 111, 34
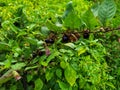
56, 68, 62, 78
45, 70, 54, 81
4, 55, 13, 68
40, 61, 48, 67
39, 55, 47, 66
60, 61, 67, 69
59, 49, 74, 56
41, 26, 50, 36
11, 63, 26, 70
62, 1, 81, 29
27, 74, 33, 82
64, 64, 77, 86
46, 20, 60, 31
77, 46, 87, 56
91, 2, 100, 17
57, 80, 69, 90
64, 43, 76, 49
4, 60, 11, 68
37, 40, 44, 46
63, 12, 81, 29
46, 51, 59, 63
62, 1, 74, 19
98, 0, 116, 26
34, 78, 43, 90
82, 9, 98, 30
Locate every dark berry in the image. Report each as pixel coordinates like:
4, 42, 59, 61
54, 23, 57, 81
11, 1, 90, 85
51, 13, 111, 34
83, 30, 89, 39
45, 39, 54, 44
37, 50, 44, 56
49, 39, 54, 43
62, 34, 69, 42
45, 39, 50, 43
83, 33, 89, 39
32, 52, 37, 58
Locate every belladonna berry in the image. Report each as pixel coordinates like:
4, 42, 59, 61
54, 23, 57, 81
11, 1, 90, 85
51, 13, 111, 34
83, 30, 90, 39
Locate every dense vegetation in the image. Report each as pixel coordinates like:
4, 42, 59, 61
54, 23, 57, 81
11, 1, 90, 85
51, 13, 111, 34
0, 0, 120, 90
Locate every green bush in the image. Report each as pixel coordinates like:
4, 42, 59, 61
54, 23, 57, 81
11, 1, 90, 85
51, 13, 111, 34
0, 0, 120, 90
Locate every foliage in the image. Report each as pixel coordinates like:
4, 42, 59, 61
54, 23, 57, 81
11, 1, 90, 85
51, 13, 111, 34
0, 0, 120, 90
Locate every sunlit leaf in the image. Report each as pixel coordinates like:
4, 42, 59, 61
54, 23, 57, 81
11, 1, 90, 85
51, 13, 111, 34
41, 26, 50, 36
64, 43, 76, 49
64, 64, 77, 86
62, 1, 74, 19
45, 70, 54, 81
46, 51, 59, 63
34, 78, 43, 90
60, 61, 67, 69
57, 80, 69, 90
56, 68, 62, 78
25, 66, 38, 71
77, 46, 87, 56
63, 12, 81, 29
11, 63, 26, 70
82, 10, 98, 30
98, 0, 116, 26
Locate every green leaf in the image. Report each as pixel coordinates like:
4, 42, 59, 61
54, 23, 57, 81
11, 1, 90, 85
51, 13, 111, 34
17, 31, 27, 38
60, 61, 67, 69
4, 60, 11, 69
82, 10, 98, 30
63, 12, 81, 29
64, 43, 76, 49
106, 82, 115, 89
98, 0, 116, 26
25, 37, 38, 45
76, 46, 87, 56
57, 80, 69, 90
46, 51, 59, 64
10, 25, 18, 34
4, 55, 13, 68
34, 78, 43, 90
27, 24, 36, 30
45, 70, 54, 81
27, 74, 33, 82
41, 26, 50, 36
11, 63, 26, 70
64, 64, 77, 86
62, 1, 74, 19
91, 3, 100, 17
25, 66, 38, 71
46, 20, 60, 31
56, 68, 62, 78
